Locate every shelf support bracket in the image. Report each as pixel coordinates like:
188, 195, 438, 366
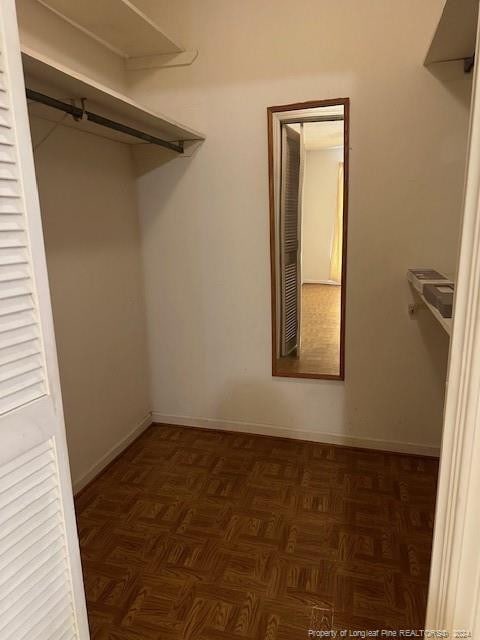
408, 301, 425, 316
464, 55, 475, 73
126, 50, 198, 71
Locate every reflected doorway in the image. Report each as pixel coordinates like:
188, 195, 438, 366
268, 100, 349, 380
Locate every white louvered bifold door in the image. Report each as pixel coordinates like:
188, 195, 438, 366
0, 73, 46, 416
279, 124, 301, 356
0, 1, 89, 639
0, 441, 78, 640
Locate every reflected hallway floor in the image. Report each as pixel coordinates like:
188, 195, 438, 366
278, 283, 341, 376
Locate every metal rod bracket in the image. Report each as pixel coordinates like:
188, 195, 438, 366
464, 55, 475, 73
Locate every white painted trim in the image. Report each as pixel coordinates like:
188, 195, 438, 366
302, 279, 340, 285
73, 412, 152, 494
426, 14, 480, 636
151, 413, 440, 457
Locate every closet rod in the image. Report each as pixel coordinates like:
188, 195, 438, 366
26, 88, 185, 154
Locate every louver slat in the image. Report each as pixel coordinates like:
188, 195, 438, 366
283, 135, 300, 253
0, 40, 46, 415
284, 263, 298, 342
0, 442, 77, 640
280, 126, 301, 355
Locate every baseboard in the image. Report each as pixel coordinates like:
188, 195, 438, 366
73, 412, 153, 494
151, 412, 440, 457
302, 279, 340, 285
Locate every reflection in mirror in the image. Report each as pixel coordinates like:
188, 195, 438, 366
268, 99, 349, 380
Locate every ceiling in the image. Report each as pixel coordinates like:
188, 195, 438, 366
302, 120, 344, 151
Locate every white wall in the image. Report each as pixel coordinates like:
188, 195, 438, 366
130, 0, 472, 454
301, 147, 343, 283
30, 119, 151, 489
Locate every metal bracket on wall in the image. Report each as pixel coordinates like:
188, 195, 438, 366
408, 301, 425, 316
464, 55, 475, 73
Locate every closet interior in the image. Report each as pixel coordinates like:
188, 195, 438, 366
4, 0, 478, 636
18, 0, 205, 491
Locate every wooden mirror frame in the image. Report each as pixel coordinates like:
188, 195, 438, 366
267, 98, 350, 380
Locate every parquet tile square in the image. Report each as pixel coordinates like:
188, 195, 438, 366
75, 425, 438, 639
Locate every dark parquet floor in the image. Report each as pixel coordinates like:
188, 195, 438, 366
75, 425, 439, 639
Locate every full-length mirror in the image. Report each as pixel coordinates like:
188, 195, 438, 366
268, 99, 349, 379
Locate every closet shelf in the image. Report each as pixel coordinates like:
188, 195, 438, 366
425, 0, 478, 66
415, 288, 452, 336
409, 282, 453, 336
22, 47, 205, 149
36, 0, 183, 59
